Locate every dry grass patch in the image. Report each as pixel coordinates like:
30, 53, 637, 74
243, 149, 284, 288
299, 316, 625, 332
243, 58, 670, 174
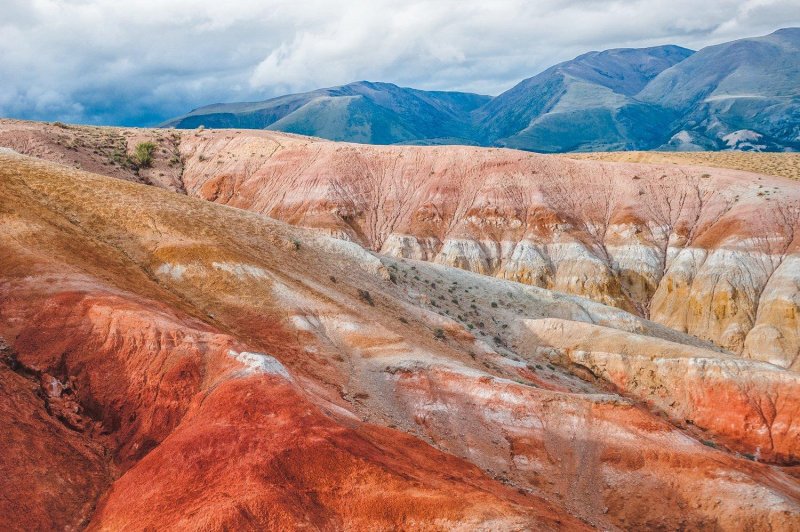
566, 151, 800, 181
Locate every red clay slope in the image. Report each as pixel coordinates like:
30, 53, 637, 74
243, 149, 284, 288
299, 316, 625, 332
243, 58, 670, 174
0, 152, 579, 530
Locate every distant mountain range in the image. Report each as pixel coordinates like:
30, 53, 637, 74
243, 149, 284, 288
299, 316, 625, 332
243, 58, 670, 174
163, 28, 800, 152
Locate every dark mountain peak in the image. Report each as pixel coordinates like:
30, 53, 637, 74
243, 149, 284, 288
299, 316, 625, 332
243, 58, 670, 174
471, 43, 693, 147
634, 28, 800, 150
639, 26, 800, 109
335, 80, 399, 93
553, 44, 694, 96
163, 79, 490, 144
769, 26, 800, 39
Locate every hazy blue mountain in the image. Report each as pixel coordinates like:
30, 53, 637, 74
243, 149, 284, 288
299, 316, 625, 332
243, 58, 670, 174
639, 28, 800, 151
163, 81, 490, 145
163, 29, 800, 152
472, 45, 694, 151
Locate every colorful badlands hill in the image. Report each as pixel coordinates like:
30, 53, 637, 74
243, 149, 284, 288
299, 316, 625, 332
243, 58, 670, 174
1, 122, 800, 529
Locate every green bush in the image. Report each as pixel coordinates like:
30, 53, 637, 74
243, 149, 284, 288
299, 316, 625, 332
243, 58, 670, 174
131, 142, 156, 168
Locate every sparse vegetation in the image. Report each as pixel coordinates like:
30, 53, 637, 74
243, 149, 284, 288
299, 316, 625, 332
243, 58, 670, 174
358, 289, 374, 306
433, 328, 445, 340
130, 142, 156, 168
567, 151, 800, 181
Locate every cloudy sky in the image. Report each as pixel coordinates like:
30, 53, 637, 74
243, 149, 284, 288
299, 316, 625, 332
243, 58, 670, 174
1, 0, 798, 126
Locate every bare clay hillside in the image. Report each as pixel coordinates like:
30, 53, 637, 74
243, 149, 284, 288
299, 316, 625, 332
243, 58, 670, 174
1, 119, 799, 369
2, 148, 800, 530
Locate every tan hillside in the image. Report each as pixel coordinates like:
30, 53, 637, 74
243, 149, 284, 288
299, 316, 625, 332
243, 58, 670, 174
566, 150, 800, 181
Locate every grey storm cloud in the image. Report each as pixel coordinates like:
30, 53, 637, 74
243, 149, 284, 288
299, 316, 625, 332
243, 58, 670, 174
1, 0, 798, 126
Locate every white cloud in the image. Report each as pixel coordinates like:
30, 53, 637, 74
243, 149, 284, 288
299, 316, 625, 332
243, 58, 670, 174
0, 0, 797, 125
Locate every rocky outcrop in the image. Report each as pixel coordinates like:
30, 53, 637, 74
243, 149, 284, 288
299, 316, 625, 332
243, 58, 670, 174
523, 319, 800, 464
0, 340, 112, 531
744, 255, 800, 369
